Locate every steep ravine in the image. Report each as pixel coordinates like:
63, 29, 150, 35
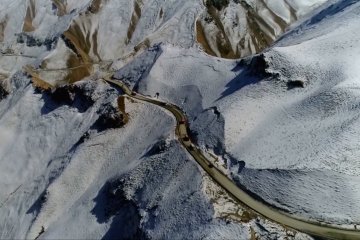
196, 0, 327, 58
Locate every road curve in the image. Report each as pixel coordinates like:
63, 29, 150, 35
104, 77, 360, 240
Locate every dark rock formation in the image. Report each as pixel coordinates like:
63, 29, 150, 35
16, 33, 58, 51
287, 80, 305, 89
94, 105, 126, 131
0, 84, 8, 101
40, 83, 96, 114
249, 53, 272, 77
206, 0, 230, 11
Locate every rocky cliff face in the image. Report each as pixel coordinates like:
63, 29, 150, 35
196, 0, 327, 58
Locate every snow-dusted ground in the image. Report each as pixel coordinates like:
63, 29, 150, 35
1, 0, 263, 238
1, 0, 359, 239
133, 0, 360, 227
0, 79, 251, 239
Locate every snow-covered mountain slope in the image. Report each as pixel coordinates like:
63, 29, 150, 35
0, 0, 358, 239
196, 0, 328, 58
1, 0, 201, 86
133, 0, 360, 226
0, 75, 308, 239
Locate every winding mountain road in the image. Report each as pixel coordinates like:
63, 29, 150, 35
104, 77, 360, 240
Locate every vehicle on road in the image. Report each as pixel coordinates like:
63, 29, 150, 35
182, 136, 190, 142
